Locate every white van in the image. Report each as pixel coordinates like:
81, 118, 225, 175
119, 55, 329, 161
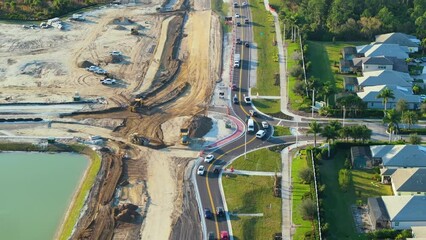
247, 118, 255, 132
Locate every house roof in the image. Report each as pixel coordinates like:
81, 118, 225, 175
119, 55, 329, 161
380, 168, 397, 176
370, 145, 426, 168
357, 44, 409, 59
340, 59, 354, 68
411, 226, 426, 238
342, 46, 357, 55
375, 32, 419, 48
357, 70, 412, 88
368, 197, 390, 222
387, 57, 409, 73
391, 168, 426, 192
351, 57, 409, 73
351, 146, 372, 168
344, 76, 358, 86
381, 196, 426, 221
364, 56, 394, 65
357, 85, 421, 104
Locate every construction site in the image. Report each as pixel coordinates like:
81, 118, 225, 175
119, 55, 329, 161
0, 0, 222, 237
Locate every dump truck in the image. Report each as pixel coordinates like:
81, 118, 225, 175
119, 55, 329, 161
129, 133, 165, 149
180, 128, 190, 145
130, 98, 143, 112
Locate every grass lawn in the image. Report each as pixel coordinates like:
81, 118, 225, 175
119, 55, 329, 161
287, 40, 311, 111
252, 99, 280, 114
231, 147, 281, 172
273, 125, 291, 136
223, 175, 281, 240
306, 41, 367, 106
291, 150, 314, 239
319, 148, 392, 240
249, 0, 280, 96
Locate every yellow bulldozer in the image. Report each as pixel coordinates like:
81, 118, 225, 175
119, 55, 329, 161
130, 98, 143, 113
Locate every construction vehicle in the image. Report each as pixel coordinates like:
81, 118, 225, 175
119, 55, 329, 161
130, 98, 143, 112
180, 128, 190, 145
129, 133, 165, 149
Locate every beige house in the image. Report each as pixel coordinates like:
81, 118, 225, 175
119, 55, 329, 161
391, 168, 426, 196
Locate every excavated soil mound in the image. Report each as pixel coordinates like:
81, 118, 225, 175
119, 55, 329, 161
104, 55, 123, 64
112, 17, 135, 25
78, 60, 94, 68
114, 203, 140, 222
114, 25, 127, 30
189, 115, 212, 138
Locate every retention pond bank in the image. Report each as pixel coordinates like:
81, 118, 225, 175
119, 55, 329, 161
0, 152, 89, 240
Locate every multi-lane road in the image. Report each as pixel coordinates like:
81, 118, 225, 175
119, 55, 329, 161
195, 1, 292, 239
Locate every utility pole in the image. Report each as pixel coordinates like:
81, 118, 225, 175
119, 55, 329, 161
311, 89, 315, 118
342, 105, 346, 127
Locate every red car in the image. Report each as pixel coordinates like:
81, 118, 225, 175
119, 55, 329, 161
221, 231, 229, 240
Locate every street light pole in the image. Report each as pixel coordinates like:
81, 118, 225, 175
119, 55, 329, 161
311, 89, 315, 118
343, 105, 346, 127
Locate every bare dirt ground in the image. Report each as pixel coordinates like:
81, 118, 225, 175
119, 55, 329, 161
0, 0, 222, 238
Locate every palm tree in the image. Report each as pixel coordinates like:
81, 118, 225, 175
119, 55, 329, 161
320, 124, 338, 157
402, 111, 418, 129
339, 126, 351, 142
308, 121, 322, 147
376, 87, 395, 116
383, 109, 401, 142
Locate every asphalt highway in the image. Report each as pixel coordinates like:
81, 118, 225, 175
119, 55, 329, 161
195, 1, 291, 239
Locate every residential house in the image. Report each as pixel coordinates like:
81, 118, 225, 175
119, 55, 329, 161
352, 56, 409, 73
339, 59, 354, 73
344, 76, 358, 92
380, 168, 397, 184
356, 44, 409, 59
370, 145, 426, 169
357, 85, 421, 110
391, 168, 426, 196
350, 146, 381, 168
410, 226, 426, 239
368, 196, 426, 230
341, 46, 358, 60
357, 70, 413, 89
375, 32, 420, 53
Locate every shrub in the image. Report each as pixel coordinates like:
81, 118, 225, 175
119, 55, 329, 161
299, 198, 316, 220
289, 65, 304, 79
344, 158, 352, 169
299, 167, 314, 184
409, 133, 422, 145
338, 169, 352, 191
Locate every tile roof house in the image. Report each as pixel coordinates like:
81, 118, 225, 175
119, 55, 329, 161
375, 32, 420, 53
368, 196, 426, 230
357, 85, 421, 110
356, 44, 409, 59
352, 56, 408, 73
370, 145, 426, 169
357, 70, 413, 89
391, 168, 426, 196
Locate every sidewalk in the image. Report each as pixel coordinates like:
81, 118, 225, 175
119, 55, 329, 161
205, 115, 245, 150
224, 169, 282, 176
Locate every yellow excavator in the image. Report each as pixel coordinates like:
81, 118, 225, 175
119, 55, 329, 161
130, 98, 143, 113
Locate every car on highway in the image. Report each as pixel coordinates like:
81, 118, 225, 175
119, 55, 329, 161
233, 95, 239, 104
197, 165, 205, 175
244, 96, 252, 104
256, 130, 266, 139
216, 206, 225, 217
208, 232, 215, 240
213, 165, 222, 174
235, 13, 240, 18
101, 79, 117, 85
242, 1, 247, 6
236, 22, 241, 27
236, 38, 242, 44
249, 110, 258, 117
244, 18, 249, 24
231, 84, 238, 91
244, 41, 250, 48
204, 154, 214, 163
262, 121, 269, 129
233, 2, 238, 7
220, 231, 229, 240
204, 208, 213, 219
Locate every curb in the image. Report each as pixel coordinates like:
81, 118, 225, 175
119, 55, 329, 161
191, 155, 207, 240
204, 115, 246, 151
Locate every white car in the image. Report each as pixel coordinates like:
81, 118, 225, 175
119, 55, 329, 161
235, 13, 240, 18
244, 96, 252, 104
261, 121, 269, 129
101, 79, 116, 85
204, 154, 214, 163
197, 165, 205, 175
95, 69, 107, 75
86, 66, 100, 72
256, 130, 266, 139
242, 1, 247, 6
110, 51, 122, 56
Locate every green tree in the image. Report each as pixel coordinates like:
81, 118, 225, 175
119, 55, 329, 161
402, 111, 418, 129
358, 16, 382, 40
383, 109, 401, 142
396, 99, 407, 113
376, 87, 395, 115
421, 102, 426, 114
413, 84, 421, 94
299, 198, 316, 220
308, 121, 322, 147
298, 168, 313, 184
376, 6, 395, 31
320, 124, 339, 157
409, 133, 422, 145
339, 126, 351, 142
